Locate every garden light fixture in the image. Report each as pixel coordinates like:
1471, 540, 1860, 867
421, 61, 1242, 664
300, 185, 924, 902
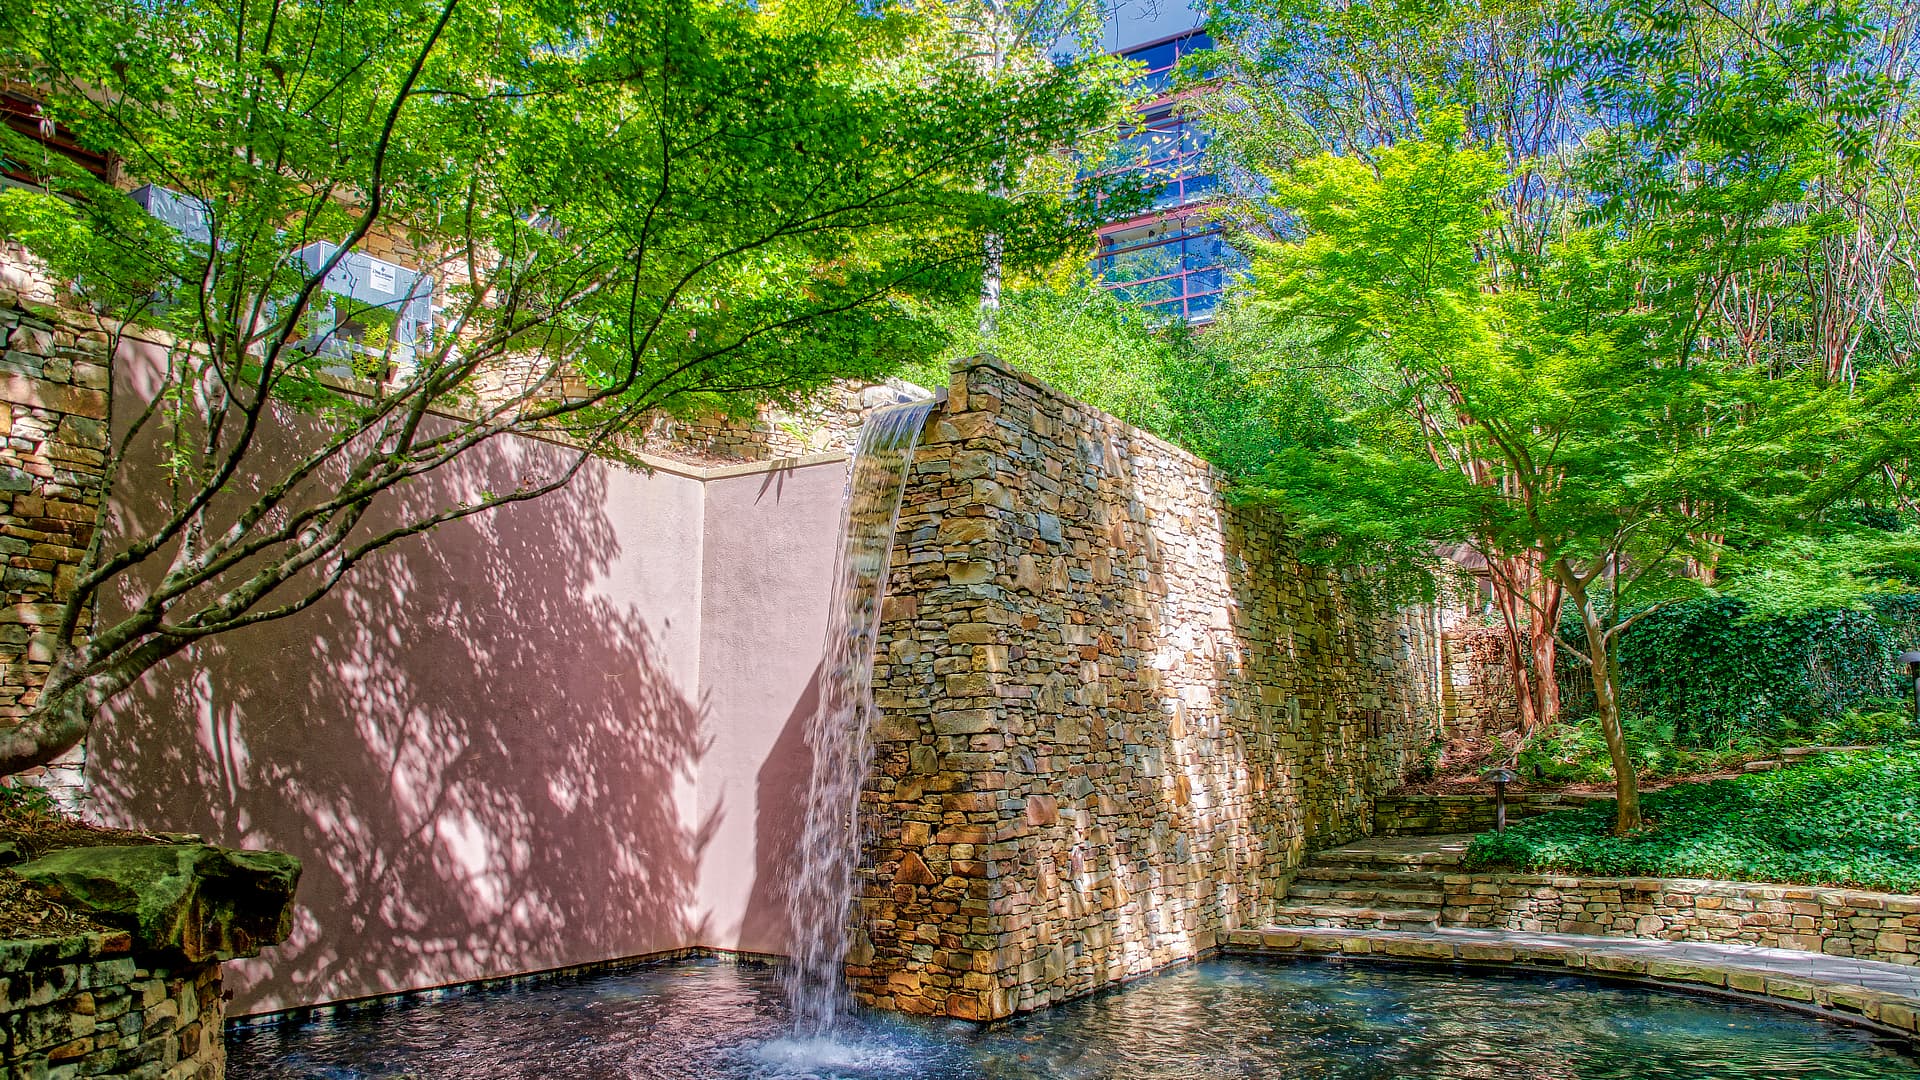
1485, 767, 1517, 832
1900, 651, 1920, 726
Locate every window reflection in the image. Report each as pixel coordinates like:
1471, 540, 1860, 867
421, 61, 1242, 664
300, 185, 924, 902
1094, 31, 1237, 323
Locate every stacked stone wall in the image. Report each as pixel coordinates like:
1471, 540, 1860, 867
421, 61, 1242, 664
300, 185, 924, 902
1373, 793, 1610, 836
853, 357, 1446, 1021
1440, 874, 1920, 965
1440, 626, 1516, 738
0, 292, 108, 804
0, 932, 225, 1080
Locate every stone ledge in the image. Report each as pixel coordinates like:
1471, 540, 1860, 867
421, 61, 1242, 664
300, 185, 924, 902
15, 843, 300, 963
1223, 925, 1920, 1042
0, 929, 134, 971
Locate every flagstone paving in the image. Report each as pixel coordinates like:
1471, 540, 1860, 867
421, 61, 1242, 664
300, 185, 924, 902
1223, 924, 1920, 1039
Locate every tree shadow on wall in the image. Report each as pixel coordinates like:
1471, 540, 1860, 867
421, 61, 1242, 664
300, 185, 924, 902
85, 413, 714, 1014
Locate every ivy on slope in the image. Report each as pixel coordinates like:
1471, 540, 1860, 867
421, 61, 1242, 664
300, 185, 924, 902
1556, 596, 1920, 747
1465, 747, 1920, 893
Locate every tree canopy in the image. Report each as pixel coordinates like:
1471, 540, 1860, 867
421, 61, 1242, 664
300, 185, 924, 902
0, 0, 1137, 776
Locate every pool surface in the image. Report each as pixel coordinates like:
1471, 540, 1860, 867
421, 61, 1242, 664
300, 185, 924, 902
227, 956, 1918, 1079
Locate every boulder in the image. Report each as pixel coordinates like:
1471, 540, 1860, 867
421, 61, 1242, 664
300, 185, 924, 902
15, 843, 300, 962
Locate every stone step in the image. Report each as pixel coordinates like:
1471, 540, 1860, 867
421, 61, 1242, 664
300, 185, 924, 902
1267, 902, 1441, 932
1284, 882, 1445, 908
1779, 745, 1872, 760
1307, 837, 1472, 870
1742, 760, 1783, 773
1293, 866, 1449, 886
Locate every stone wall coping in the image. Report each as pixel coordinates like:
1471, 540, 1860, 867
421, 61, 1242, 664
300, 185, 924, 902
0, 929, 134, 971
1379, 792, 1611, 804
947, 354, 1227, 485
662, 451, 848, 482
1446, 870, 1920, 909
1223, 925, 1920, 1043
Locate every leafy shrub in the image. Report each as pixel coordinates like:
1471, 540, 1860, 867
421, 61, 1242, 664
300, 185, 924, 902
1466, 746, 1920, 892
1515, 715, 1750, 785
1556, 595, 1920, 748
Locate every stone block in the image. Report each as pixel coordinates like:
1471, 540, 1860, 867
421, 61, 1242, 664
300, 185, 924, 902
16, 844, 301, 963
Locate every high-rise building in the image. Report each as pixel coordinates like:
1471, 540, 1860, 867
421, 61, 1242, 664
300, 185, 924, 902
1092, 3, 1242, 323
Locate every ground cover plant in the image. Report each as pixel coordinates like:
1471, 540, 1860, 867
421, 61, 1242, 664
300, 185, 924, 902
1465, 746, 1920, 891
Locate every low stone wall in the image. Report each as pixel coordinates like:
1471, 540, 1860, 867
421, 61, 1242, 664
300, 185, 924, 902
1222, 926, 1920, 1041
2, 932, 225, 1079
2, 841, 299, 1078
1442, 874, 1920, 966
637, 382, 928, 464
1374, 793, 1609, 836
854, 357, 1449, 1021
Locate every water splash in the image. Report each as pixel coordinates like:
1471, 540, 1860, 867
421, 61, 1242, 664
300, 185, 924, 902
785, 398, 938, 1036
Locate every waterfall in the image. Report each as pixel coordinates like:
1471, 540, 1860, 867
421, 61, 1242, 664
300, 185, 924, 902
784, 397, 938, 1036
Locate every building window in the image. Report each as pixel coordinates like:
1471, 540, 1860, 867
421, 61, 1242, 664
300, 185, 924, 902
1094, 30, 1237, 324
1094, 218, 1242, 323
1119, 32, 1214, 96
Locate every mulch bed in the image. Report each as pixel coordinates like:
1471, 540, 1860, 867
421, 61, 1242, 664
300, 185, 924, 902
1393, 728, 1749, 796
0, 789, 176, 942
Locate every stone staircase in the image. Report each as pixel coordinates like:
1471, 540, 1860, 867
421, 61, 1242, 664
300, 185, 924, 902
1269, 834, 1474, 933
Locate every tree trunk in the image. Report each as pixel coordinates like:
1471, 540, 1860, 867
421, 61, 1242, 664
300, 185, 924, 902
979, 230, 1002, 338
0, 678, 96, 777
1559, 567, 1641, 833
0, 636, 186, 778
980, 150, 1006, 339
1488, 552, 1562, 739
1529, 573, 1563, 728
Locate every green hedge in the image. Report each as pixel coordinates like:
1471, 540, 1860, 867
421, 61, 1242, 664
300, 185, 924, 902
1556, 595, 1920, 747
1465, 746, 1920, 892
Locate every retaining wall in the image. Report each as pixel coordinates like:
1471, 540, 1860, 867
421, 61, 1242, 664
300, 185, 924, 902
854, 357, 1448, 1021
1442, 874, 1920, 965
0, 932, 224, 1080
1374, 792, 1610, 836
0, 295, 108, 805
1439, 626, 1516, 737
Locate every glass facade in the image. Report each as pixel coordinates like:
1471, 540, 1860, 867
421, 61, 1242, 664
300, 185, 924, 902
1094, 218, 1241, 322
1094, 31, 1236, 323
1121, 31, 1214, 95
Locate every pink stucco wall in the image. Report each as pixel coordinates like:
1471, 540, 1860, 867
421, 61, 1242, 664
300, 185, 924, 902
82, 340, 847, 1013
695, 465, 845, 957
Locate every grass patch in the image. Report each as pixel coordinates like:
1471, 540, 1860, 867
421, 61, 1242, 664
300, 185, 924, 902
1465, 744, 1920, 892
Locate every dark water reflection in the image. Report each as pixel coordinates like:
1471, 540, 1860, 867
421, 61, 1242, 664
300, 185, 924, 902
228, 956, 1917, 1079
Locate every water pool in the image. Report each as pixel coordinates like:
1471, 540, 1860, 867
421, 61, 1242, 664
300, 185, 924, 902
228, 956, 1917, 1079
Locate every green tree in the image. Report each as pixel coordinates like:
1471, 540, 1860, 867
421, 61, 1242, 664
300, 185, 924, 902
894, 0, 1139, 330
0, 0, 1128, 777
1246, 112, 1920, 832
1201, 0, 1589, 735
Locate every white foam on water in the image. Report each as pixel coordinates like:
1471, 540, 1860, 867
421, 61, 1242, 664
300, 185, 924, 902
744, 1034, 916, 1077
